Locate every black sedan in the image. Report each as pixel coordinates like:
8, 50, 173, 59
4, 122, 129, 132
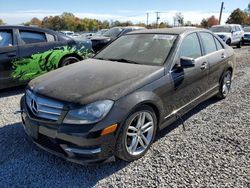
21, 28, 235, 164
90, 26, 145, 52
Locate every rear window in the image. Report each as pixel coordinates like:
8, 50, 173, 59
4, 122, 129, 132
0, 30, 13, 47
46, 33, 55, 42
200, 32, 217, 54
20, 30, 47, 44
214, 37, 223, 50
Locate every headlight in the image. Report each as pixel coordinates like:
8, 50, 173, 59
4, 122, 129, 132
63, 100, 114, 124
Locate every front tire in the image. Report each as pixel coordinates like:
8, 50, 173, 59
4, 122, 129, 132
226, 39, 231, 46
216, 70, 232, 99
237, 41, 241, 48
115, 105, 157, 162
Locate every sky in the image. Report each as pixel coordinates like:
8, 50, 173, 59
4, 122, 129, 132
0, 0, 249, 25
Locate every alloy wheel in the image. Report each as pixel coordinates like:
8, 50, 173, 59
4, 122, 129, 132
222, 71, 232, 96
125, 111, 155, 156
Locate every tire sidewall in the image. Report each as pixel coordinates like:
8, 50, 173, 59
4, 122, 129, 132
219, 70, 232, 99
60, 56, 79, 67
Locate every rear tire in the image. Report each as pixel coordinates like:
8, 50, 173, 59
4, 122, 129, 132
59, 56, 80, 67
216, 70, 232, 99
115, 105, 157, 162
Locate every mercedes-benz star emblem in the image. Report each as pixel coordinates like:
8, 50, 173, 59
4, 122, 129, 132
31, 99, 38, 114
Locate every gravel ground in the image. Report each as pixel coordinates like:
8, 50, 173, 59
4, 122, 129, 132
0, 47, 250, 187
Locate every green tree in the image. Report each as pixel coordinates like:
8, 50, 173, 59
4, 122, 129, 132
244, 2, 250, 15
200, 18, 208, 28
226, 8, 248, 25
159, 22, 170, 28
102, 20, 110, 29
185, 21, 192, 26
174, 12, 184, 26
0, 19, 4, 25
24, 17, 42, 27
61, 12, 77, 31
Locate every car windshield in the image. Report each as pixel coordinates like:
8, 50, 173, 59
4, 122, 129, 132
244, 27, 250, 32
103, 28, 123, 38
210, 26, 231, 33
95, 34, 177, 65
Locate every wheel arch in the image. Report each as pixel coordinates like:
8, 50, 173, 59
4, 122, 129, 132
219, 66, 233, 85
116, 98, 163, 137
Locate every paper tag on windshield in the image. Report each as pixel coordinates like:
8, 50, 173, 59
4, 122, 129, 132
153, 35, 175, 40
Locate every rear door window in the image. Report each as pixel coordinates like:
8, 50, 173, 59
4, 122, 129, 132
46, 33, 55, 42
180, 33, 202, 59
214, 37, 224, 50
200, 32, 217, 54
19, 30, 47, 44
0, 30, 13, 47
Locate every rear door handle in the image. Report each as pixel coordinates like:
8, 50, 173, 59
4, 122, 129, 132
7, 52, 17, 57
221, 53, 226, 59
200, 62, 208, 70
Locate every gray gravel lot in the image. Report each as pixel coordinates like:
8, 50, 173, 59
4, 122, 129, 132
0, 47, 250, 187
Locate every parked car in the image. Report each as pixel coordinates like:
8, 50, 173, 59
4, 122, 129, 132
90, 26, 145, 52
60, 31, 75, 37
210, 24, 244, 48
93, 29, 109, 36
243, 26, 250, 44
0, 25, 93, 89
21, 28, 235, 164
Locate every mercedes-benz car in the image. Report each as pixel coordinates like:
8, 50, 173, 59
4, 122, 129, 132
20, 28, 235, 165
0, 25, 93, 89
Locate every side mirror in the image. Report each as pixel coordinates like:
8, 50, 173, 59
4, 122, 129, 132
180, 56, 195, 68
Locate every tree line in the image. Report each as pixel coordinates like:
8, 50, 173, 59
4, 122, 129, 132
0, 5, 250, 31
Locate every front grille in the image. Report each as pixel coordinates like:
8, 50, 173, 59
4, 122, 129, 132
26, 90, 63, 121
36, 134, 66, 155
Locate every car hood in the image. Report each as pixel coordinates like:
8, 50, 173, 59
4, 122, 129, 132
90, 36, 112, 41
215, 32, 231, 37
29, 59, 164, 105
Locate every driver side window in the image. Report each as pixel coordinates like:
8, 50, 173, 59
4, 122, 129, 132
180, 33, 202, 59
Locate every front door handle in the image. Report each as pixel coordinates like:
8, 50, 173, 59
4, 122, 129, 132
221, 53, 226, 59
200, 62, 208, 70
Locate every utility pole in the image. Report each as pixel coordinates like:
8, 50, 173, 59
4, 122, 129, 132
156, 12, 160, 28
219, 2, 224, 25
146, 13, 149, 28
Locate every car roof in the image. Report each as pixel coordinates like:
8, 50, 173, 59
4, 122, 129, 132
113, 26, 146, 29
0, 25, 58, 34
128, 27, 206, 35
212, 24, 241, 27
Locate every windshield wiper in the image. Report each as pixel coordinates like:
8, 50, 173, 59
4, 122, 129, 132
106, 58, 140, 64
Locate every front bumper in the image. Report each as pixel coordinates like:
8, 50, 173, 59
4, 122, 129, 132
244, 35, 250, 42
20, 96, 117, 165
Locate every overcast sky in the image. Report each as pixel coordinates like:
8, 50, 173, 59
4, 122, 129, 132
0, 0, 249, 25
